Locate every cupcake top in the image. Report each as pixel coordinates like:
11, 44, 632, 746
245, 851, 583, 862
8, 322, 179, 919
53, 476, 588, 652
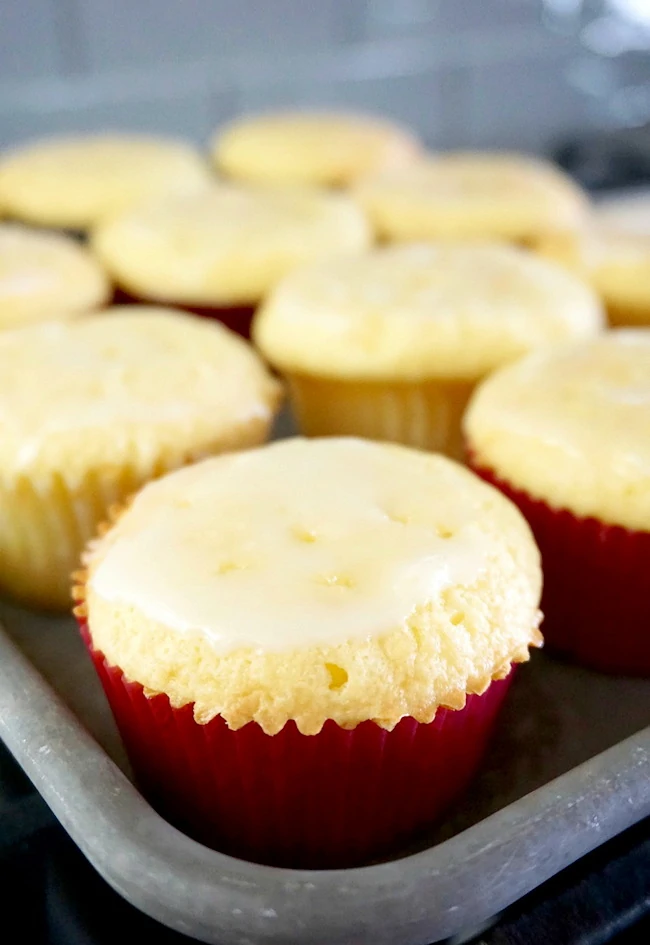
541, 196, 650, 263
82, 437, 542, 734
592, 231, 650, 315
212, 111, 421, 187
353, 152, 588, 243
0, 134, 211, 229
92, 184, 371, 306
540, 197, 650, 319
465, 331, 650, 531
254, 242, 604, 381
0, 224, 109, 329
0, 307, 281, 481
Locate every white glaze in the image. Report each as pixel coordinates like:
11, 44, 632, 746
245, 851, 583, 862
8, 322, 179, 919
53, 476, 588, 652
90, 438, 492, 652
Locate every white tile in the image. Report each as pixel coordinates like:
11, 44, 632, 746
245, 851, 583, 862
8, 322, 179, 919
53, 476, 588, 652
437, 0, 541, 31
237, 65, 465, 148
0, 1, 61, 79
0, 79, 231, 150
365, 0, 540, 38
76, 0, 346, 72
464, 51, 594, 153
367, 0, 439, 33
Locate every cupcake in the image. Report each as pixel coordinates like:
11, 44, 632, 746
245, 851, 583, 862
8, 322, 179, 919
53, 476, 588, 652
0, 307, 281, 611
0, 224, 109, 330
75, 436, 542, 868
465, 330, 650, 676
253, 242, 604, 459
92, 184, 371, 338
353, 152, 588, 247
212, 111, 421, 188
0, 133, 211, 231
539, 195, 650, 327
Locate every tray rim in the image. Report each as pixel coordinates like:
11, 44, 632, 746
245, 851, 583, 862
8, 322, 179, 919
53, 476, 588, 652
1, 619, 649, 944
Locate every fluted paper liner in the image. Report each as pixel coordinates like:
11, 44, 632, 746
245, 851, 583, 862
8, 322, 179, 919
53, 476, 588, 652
470, 460, 650, 676
287, 375, 474, 461
79, 619, 513, 868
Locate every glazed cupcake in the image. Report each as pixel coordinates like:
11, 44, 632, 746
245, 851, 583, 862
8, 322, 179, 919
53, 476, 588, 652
76, 436, 542, 868
92, 184, 371, 338
465, 330, 650, 676
254, 242, 604, 459
539, 195, 650, 327
0, 133, 211, 231
212, 110, 421, 188
0, 308, 281, 611
353, 152, 588, 247
0, 224, 109, 330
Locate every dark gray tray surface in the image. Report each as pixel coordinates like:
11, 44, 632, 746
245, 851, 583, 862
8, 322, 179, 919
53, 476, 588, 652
0, 601, 648, 945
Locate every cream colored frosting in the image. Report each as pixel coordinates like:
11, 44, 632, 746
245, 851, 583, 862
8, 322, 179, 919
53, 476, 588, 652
212, 111, 421, 186
254, 242, 604, 381
465, 330, 650, 530
536, 195, 650, 319
0, 134, 212, 229
84, 437, 542, 733
92, 184, 372, 305
91, 440, 489, 649
0, 224, 109, 328
587, 198, 650, 319
0, 307, 281, 481
353, 151, 588, 243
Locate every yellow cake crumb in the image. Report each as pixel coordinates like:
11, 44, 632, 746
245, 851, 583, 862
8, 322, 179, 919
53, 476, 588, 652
83, 437, 542, 734
212, 111, 421, 186
0, 134, 212, 229
538, 195, 650, 326
0, 224, 109, 329
92, 184, 372, 306
0, 308, 281, 609
465, 330, 650, 530
354, 151, 588, 245
254, 242, 604, 381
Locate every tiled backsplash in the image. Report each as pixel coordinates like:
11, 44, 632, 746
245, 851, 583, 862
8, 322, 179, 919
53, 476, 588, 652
0, 0, 647, 154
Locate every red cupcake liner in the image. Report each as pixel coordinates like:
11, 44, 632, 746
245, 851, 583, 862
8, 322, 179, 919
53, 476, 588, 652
79, 621, 512, 868
470, 460, 650, 676
110, 287, 256, 339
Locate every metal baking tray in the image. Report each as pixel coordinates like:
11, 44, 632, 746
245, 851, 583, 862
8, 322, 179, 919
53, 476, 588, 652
3, 187, 650, 941
1, 593, 649, 944
0, 408, 649, 943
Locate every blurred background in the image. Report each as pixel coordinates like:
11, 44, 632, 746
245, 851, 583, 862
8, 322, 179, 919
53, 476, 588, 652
1, 0, 650, 188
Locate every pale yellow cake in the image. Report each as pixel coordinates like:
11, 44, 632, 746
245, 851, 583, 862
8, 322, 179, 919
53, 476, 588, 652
80, 437, 542, 735
0, 134, 212, 230
212, 111, 421, 187
353, 151, 588, 246
464, 330, 650, 530
0, 224, 109, 329
92, 184, 372, 307
253, 242, 604, 458
538, 195, 650, 326
0, 308, 281, 610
